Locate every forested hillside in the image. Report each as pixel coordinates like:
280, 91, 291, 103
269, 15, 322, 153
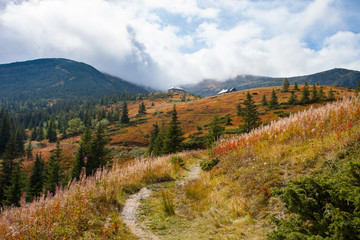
0, 58, 147, 100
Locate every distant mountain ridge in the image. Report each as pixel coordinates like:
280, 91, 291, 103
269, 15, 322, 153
0, 58, 147, 100
182, 68, 360, 96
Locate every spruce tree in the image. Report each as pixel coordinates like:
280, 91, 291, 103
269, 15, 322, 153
236, 103, 243, 116
206, 115, 225, 148
282, 78, 290, 92
152, 122, 166, 157
294, 81, 299, 91
30, 128, 37, 141
328, 88, 335, 101
241, 91, 261, 133
0, 109, 11, 155
163, 105, 184, 154
28, 153, 45, 201
318, 86, 325, 100
37, 126, 44, 141
300, 81, 310, 103
86, 124, 109, 176
25, 140, 33, 160
46, 140, 63, 194
148, 123, 159, 156
0, 135, 18, 202
120, 102, 130, 124
287, 91, 297, 105
311, 84, 318, 102
261, 94, 268, 106
71, 126, 92, 179
47, 119, 57, 143
268, 89, 279, 109
3, 162, 26, 206
138, 102, 146, 115
15, 129, 25, 156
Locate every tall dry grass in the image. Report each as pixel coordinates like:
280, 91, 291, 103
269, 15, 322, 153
0, 154, 174, 239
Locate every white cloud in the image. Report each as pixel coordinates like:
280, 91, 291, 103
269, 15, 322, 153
0, 0, 359, 89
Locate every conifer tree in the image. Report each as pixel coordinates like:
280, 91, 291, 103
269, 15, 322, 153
0, 109, 11, 155
71, 126, 92, 179
37, 126, 44, 141
262, 94, 268, 106
282, 78, 290, 92
47, 119, 57, 143
86, 124, 110, 176
300, 81, 310, 103
287, 91, 297, 105
318, 86, 325, 100
294, 81, 299, 91
311, 84, 318, 102
148, 123, 159, 156
241, 91, 261, 133
138, 102, 146, 115
30, 128, 37, 141
236, 103, 243, 116
25, 140, 33, 160
268, 89, 279, 109
46, 140, 63, 194
328, 88, 335, 101
120, 102, 130, 124
3, 162, 26, 206
163, 105, 184, 154
152, 121, 166, 157
225, 114, 233, 125
206, 115, 225, 148
0, 135, 18, 202
28, 153, 45, 201
15, 129, 25, 156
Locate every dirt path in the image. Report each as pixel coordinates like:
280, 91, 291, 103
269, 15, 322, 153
121, 187, 160, 240
121, 160, 202, 240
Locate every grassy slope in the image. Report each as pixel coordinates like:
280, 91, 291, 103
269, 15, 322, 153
108, 85, 352, 146
136, 94, 360, 239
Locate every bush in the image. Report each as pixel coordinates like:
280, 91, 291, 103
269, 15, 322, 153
200, 157, 220, 171
170, 156, 185, 167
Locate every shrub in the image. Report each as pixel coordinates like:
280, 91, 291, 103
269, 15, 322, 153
200, 157, 220, 171
170, 156, 185, 167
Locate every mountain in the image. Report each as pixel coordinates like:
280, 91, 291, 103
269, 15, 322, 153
0, 58, 147, 100
183, 68, 360, 96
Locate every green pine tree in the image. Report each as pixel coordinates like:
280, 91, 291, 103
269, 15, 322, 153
262, 94, 268, 106
287, 91, 297, 105
294, 81, 299, 91
300, 81, 310, 103
206, 115, 225, 148
120, 102, 130, 124
236, 103, 243, 116
241, 91, 261, 133
163, 105, 184, 154
86, 124, 110, 176
3, 162, 26, 206
71, 126, 92, 180
328, 88, 335, 101
28, 153, 45, 201
148, 123, 159, 156
318, 86, 325, 100
282, 78, 290, 92
47, 119, 57, 143
138, 102, 146, 115
46, 140, 63, 194
311, 84, 318, 102
268, 89, 279, 109
0, 109, 11, 155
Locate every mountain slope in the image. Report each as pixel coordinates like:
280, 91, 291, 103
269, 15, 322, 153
183, 68, 360, 96
0, 58, 147, 100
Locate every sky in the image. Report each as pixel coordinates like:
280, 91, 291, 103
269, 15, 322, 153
0, 0, 359, 89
